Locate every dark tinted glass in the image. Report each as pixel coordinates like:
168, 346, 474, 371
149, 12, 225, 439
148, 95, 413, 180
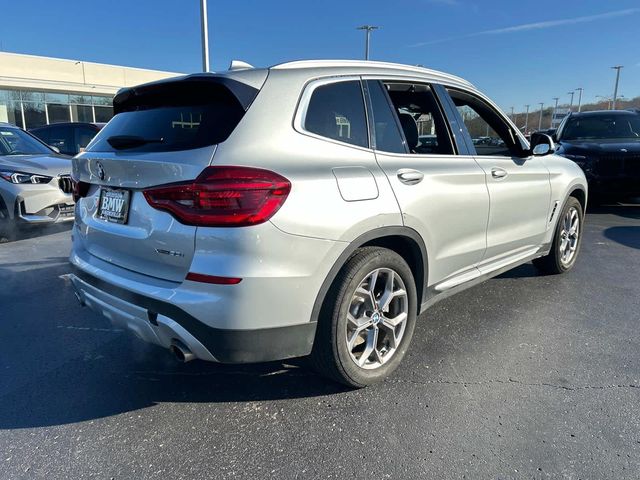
89, 86, 246, 153
94, 106, 113, 123
76, 126, 98, 151
47, 125, 75, 155
0, 126, 52, 155
561, 114, 640, 140
367, 81, 405, 153
304, 81, 368, 148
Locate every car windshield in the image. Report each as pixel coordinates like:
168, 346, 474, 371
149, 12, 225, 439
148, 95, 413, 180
0, 126, 53, 155
561, 114, 640, 141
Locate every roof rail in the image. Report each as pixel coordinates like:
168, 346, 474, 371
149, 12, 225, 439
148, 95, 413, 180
271, 59, 473, 87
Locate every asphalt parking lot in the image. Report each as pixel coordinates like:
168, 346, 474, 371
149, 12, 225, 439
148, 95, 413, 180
1, 205, 639, 479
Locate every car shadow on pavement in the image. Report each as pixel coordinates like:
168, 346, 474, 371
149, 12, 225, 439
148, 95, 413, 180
0, 222, 72, 243
603, 226, 640, 250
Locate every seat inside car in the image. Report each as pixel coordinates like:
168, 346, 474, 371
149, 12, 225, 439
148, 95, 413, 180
398, 112, 419, 153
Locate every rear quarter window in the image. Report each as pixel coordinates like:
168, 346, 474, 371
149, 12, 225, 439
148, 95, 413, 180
303, 80, 369, 148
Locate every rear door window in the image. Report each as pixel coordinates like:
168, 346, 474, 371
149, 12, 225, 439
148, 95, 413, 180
365, 80, 406, 154
87, 79, 258, 153
303, 80, 369, 148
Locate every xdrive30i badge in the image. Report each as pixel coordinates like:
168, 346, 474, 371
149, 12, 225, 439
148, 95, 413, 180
155, 248, 185, 257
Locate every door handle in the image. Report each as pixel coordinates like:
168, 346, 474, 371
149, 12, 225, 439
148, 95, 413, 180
397, 169, 424, 185
491, 167, 508, 179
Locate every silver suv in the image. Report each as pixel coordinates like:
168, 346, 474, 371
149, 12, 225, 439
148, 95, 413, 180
69, 60, 587, 387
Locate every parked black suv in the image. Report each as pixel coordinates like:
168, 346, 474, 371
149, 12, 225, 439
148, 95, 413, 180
555, 110, 640, 201
29, 122, 104, 156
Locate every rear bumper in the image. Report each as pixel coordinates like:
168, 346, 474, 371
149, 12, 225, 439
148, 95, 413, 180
70, 268, 318, 363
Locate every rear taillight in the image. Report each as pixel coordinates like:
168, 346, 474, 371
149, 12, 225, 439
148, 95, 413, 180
143, 166, 291, 227
72, 178, 90, 202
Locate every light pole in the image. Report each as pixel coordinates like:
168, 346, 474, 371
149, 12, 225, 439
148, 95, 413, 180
611, 65, 623, 109
357, 25, 379, 60
567, 91, 575, 112
524, 104, 530, 133
551, 97, 559, 128
538, 102, 544, 131
200, 0, 210, 72
575, 87, 584, 112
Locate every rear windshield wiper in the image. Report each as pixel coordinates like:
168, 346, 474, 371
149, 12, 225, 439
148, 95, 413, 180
107, 135, 164, 150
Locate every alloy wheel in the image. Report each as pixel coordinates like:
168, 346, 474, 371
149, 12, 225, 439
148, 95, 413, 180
345, 268, 409, 369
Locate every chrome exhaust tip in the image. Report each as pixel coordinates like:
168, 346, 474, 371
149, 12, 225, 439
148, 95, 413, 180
170, 340, 195, 363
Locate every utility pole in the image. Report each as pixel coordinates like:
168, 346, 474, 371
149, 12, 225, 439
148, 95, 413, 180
538, 102, 544, 131
611, 65, 623, 109
551, 97, 559, 128
575, 87, 584, 112
510, 106, 514, 120
356, 25, 379, 60
524, 104, 530, 133
567, 91, 575, 112
200, 0, 210, 72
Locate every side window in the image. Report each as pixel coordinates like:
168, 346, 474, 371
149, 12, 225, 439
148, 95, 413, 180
365, 80, 406, 154
447, 89, 524, 157
382, 82, 454, 155
47, 125, 75, 155
31, 128, 49, 145
304, 80, 368, 148
76, 126, 98, 153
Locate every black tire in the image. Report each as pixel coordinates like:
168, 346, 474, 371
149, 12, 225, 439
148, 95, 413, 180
533, 196, 583, 274
310, 247, 418, 388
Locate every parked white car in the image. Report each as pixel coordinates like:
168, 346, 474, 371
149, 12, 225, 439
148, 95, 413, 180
0, 123, 74, 240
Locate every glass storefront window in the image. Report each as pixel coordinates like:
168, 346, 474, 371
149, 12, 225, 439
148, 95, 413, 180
92, 95, 113, 106
94, 106, 114, 122
0, 88, 113, 128
45, 92, 70, 104
23, 102, 47, 129
47, 103, 71, 124
71, 104, 94, 123
21, 91, 45, 102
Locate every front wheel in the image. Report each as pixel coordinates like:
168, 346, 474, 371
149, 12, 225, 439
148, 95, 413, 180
310, 247, 417, 388
533, 196, 583, 274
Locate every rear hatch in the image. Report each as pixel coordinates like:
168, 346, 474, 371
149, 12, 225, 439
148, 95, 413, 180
73, 72, 266, 282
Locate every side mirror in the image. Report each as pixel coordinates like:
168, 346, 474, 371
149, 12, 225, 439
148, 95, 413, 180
49, 145, 61, 154
530, 132, 556, 156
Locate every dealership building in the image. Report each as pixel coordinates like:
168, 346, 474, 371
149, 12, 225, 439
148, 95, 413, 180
0, 52, 181, 129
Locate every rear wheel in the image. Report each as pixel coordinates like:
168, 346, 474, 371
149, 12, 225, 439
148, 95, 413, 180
310, 247, 417, 387
533, 196, 583, 274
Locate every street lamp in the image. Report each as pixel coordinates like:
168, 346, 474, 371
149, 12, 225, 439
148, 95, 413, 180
575, 87, 584, 112
538, 102, 544, 131
551, 97, 559, 128
200, 0, 210, 72
611, 65, 623, 109
356, 25, 380, 60
524, 104, 530, 133
567, 91, 575, 112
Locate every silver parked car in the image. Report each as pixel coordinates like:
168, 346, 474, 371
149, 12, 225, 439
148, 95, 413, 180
0, 123, 74, 239
69, 60, 587, 387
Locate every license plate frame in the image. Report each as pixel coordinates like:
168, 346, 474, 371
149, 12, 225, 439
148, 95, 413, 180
98, 188, 131, 224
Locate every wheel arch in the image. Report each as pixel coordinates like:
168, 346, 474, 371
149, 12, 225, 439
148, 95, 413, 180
568, 185, 587, 212
310, 227, 428, 324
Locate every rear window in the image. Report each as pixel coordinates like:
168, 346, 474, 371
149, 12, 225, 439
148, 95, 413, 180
87, 79, 257, 153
